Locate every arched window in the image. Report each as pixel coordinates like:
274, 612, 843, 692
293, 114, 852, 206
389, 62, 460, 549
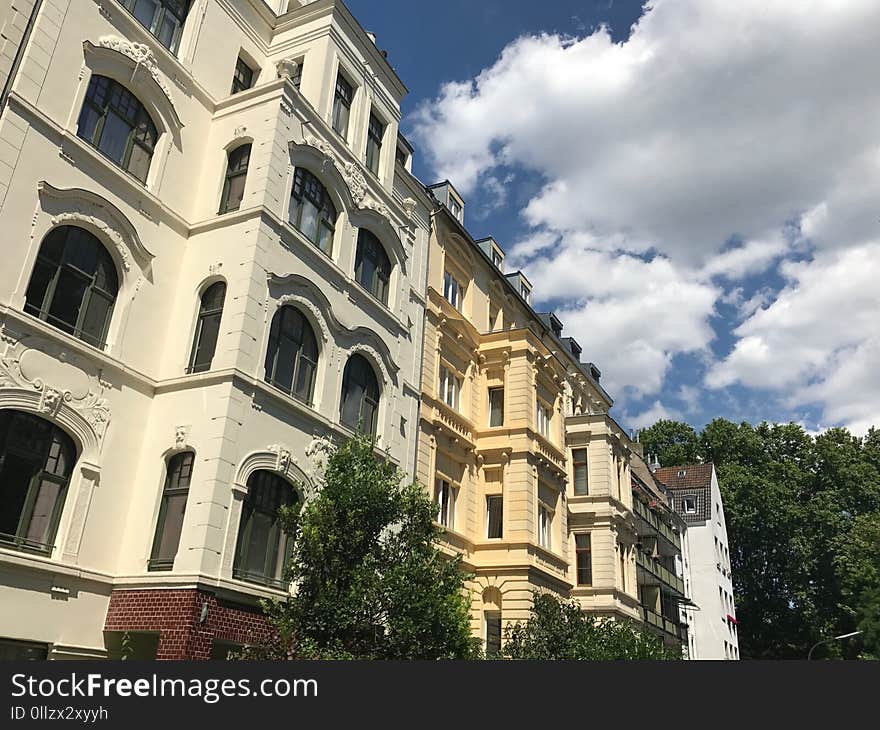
148, 451, 194, 571
233, 470, 298, 587
264, 306, 318, 404
187, 282, 226, 374
219, 144, 251, 214
24, 226, 119, 348
76, 75, 158, 183
340, 354, 380, 436
355, 230, 392, 305
0, 411, 77, 555
289, 167, 337, 255
121, 0, 191, 53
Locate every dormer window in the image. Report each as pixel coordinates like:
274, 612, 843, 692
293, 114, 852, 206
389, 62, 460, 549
448, 196, 463, 221
521, 284, 531, 304
678, 469, 687, 477
395, 146, 408, 167
492, 250, 503, 268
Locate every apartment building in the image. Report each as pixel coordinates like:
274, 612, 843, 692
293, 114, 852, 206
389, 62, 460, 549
656, 464, 739, 660
416, 182, 648, 656
0, 0, 431, 659
630, 452, 689, 654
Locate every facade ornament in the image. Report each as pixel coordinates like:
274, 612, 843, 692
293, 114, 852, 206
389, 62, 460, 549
305, 435, 334, 478
95, 36, 174, 104
277, 294, 331, 343
174, 425, 190, 450
268, 444, 294, 473
233, 125, 247, 138
50, 214, 132, 271
402, 197, 417, 220
276, 58, 301, 81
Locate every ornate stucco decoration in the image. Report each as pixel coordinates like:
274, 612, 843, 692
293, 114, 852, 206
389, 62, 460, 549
277, 293, 331, 344
305, 435, 334, 479
302, 134, 386, 217
174, 425, 190, 450
276, 58, 301, 81
94, 36, 174, 103
0, 336, 112, 443
268, 444, 294, 473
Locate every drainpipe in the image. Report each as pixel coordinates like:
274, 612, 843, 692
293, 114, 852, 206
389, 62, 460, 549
0, 0, 44, 112
410, 204, 434, 482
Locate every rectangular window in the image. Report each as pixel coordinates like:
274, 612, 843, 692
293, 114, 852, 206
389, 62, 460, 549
366, 111, 385, 175
0, 638, 48, 660
231, 57, 255, 95
436, 479, 456, 530
536, 401, 552, 438
492, 250, 503, 269
573, 448, 589, 495
488, 387, 504, 427
486, 495, 503, 539
443, 270, 462, 310
448, 196, 462, 221
683, 496, 696, 513
538, 504, 551, 550
576, 533, 592, 585
395, 145, 408, 167
332, 72, 354, 138
619, 547, 627, 593
521, 284, 531, 304
485, 612, 502, 659
148, 452, 194, 571
439, 365, 462, 411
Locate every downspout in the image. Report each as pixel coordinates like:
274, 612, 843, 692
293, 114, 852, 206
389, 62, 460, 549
411, 204, 434, 483
0, 0, 44, 112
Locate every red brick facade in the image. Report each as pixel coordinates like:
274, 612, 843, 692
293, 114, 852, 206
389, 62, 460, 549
104, 588, 269, 660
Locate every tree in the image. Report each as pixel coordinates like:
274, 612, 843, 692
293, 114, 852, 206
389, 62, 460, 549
502, 592, 680, 660
242, 435, 481, 660
639, 419, 699, 468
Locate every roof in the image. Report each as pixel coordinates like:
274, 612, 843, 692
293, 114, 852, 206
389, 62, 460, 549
653, 463, 714, 490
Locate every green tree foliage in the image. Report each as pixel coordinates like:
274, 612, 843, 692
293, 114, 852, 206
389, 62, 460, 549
639, 419, 700, 467
648, 418, 880, 659
241, 435, 481, 660
502, 592, 680, 660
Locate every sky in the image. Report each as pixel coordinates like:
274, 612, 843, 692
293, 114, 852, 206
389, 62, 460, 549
345, 0, 880, 437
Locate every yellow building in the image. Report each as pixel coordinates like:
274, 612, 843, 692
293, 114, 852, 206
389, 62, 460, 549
417, 182, 645, 655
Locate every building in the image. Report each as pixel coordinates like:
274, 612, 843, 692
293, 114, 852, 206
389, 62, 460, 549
416, 181, 650, 656
656, 464, 739, 660
0, 0, 431, 659
630, 452, 689, 654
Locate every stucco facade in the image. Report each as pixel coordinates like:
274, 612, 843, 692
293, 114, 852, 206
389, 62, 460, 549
416, 189, 647, 655
0, 0, 430, 659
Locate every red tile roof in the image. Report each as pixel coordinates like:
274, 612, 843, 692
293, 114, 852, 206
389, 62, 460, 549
653, 463, 714, 490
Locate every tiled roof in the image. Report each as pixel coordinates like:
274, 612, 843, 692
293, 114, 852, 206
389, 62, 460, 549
653, 463, 714, 490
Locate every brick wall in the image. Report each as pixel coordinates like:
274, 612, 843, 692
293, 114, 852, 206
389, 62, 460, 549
104, 588, 269, 660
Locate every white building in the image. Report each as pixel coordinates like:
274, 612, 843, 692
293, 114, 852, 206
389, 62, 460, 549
656, 464, 740, 660
0, 0, 431, 659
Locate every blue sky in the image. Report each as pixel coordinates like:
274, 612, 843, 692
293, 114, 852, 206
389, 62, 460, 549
345, 0, 880, 436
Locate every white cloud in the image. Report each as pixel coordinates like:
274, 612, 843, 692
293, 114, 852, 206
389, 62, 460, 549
626, 401, 683, 430
411, 0, 880, 431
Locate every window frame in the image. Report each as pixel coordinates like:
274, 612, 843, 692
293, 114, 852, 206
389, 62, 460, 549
354, 229, 392, 305
331, 71, 354, 139
148, 450, 195, 571
484, 612, 502, 659
264, 306, 319, 405
340, 354, 381, 436
572, 448, 589, 496
187, 282, 226, 374
289, 167, 338, 255
231, 56, 255, 95
24, 225, 120, 349
486, 494, 503, 539
438, 364, 462, 412
537, 503, 552, 550
535, 399, 552, 439
365, 111, 385, 175
76, 75, 158, 184
488, 387, 504, 427
443, 270, 462, 310
575, 533, 592, 586
683, 496, 696, 514
219, 144, 252, 214
0, 411, 77, 556
435, 478, 457, 530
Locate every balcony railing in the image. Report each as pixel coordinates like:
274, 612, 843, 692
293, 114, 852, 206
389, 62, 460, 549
633, 499, 681, 550
641, 607, 686, 642
635, 550, 685, 596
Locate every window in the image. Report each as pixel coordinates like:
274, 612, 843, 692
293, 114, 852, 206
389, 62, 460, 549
76, 75, 158, 183
0, 411, 76, 555
290, 60, 303, 90
677, 469, 687, 477
331, 72, 354, 138
264, 306, 318, 404
231, 57, 255, 94
443, 270, 462, 310
25, 226, 119, 348
486, 495, 503, 539
520, 284, 531, 304
439, 365, 462, 411
538, 504, 551, 550
233, 471, 298, 588
395, 145, 408, 168
366, 112, 385, 175
683, 496, 696, 514
536, 401, 552, 439
492, 250, 503, 269
575, 533, 592, 585
219, 144, 251, 213
340, 355, 380, 436
485, 613, 502, 659
0, 639, 48, 660
121, 0, 190, 53
289, 167, 337, 255
435, 479, 457, 529
448, 196, 462, 221
355, 230, 392, 305
148, 451, 194, 571
187, 282, 226, 374
488, 387, 504, 427
573, 448, 589, 496
619, 546, 627, 592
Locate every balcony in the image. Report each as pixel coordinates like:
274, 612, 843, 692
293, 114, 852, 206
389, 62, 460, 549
633, 499, 681, 551
641, 607, 686, 642
635, 550, 685, 596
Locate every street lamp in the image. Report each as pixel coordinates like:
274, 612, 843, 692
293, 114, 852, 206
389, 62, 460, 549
807, 630, 862, 660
